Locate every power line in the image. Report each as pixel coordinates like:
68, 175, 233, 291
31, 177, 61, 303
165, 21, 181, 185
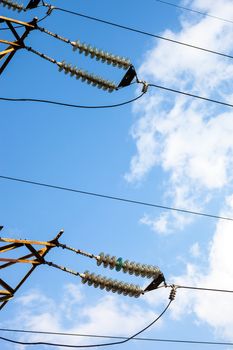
1, 328, 233, 347
177, 285, 233, 294
147, 83, 233, 108
47, 6, 233, 61
0, 300, 172, 348
0, 175, 233, 222
2, 78, 233, 109
154, 0, 233, 25
0, 91, 145, 109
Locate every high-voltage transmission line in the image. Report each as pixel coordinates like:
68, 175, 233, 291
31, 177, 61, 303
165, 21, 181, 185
0, 226, 166, 310
0, 6, 137, 92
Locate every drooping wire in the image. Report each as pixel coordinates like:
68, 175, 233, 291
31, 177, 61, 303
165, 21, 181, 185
43, 5, 233, 61
1, 328, 233, 347
0, 300, 172, 348
0, 175, 233, 222
154, 0, 233, 25
0, 92, 145, 109
1, 79, 233, 108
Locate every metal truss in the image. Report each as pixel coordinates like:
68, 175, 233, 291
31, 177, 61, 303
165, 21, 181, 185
0, 15, 37, 75
0, 229, 64, 310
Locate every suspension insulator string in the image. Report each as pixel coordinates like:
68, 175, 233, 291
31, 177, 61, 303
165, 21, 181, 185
1, 0, 24, 12
24, 47, 117, 92
96, 252, 162, 279
81, 271, 144, 298
35, 25, 131, 70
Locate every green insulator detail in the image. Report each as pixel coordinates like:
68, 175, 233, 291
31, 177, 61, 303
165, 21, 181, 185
115, 257, 123, 271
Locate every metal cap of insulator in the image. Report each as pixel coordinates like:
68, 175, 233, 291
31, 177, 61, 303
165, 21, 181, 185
57, 61, 117, 92
71, 40, 131, 70
1, 0, 24, 11
81, 271, 143, 298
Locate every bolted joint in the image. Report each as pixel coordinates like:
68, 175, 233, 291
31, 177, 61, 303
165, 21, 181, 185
46, 5, 56, 15
169, 285, 177, 301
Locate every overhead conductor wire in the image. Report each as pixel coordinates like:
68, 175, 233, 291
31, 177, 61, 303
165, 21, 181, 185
0, 175, 233, 222
154, 0, 233, 24
43, 4, 233, 61
1, 328, 233, 347
0, 92, 145, 109
0, 298, 173, 348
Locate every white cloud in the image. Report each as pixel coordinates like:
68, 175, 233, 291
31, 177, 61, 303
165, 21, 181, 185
125, 0, 233, 233
124, 0, 233, 340
140, 212, 170, 234
167, 194, 233, 339
189, 242, 201, 258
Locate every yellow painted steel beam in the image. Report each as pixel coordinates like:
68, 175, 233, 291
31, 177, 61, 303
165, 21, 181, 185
0, 237, 57, 247
0, 39, 20, 47
0, 295, 13, 302
0, 16, 36, 28
0, 290, 12, 295
0, 242, 23, 253
0, 47, 15, 58
0, 258, 41, 264
0, 247, 47, 269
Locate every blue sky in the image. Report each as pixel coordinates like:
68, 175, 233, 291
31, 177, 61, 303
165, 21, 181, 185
1, 0, 233, 349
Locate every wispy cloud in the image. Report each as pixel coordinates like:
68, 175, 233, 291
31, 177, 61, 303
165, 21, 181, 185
126, 0, 233, 233
125, 0, 233, 339
170, 195, 233, 339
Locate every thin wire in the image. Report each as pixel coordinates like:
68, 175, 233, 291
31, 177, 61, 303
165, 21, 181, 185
1, 328, 233, 347
1, 79, 233, 109
0, 175, 233, 222
0, 300, 172, 348
154, 0, 233, 24
0, 92, 145, 109
50, 6, 233, 61
148, 83, 233, 108
177, 285, 233, 294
